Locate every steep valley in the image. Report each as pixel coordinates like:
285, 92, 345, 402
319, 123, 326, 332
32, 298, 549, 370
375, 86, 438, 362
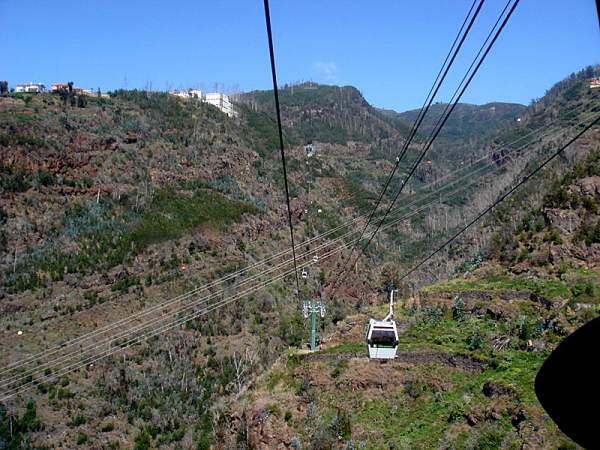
0, 66, 599, 449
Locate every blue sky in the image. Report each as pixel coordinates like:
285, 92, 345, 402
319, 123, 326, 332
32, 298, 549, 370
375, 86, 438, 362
1, 0, 598, 111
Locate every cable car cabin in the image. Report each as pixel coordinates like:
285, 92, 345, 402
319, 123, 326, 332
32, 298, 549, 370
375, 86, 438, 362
366, 318, 399, 359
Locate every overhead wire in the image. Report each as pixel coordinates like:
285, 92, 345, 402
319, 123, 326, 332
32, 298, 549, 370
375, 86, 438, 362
398, 114, 600, 283
1, 234, 361, 400
343, 0, 521, 274
6, 94, 594, 384
336, 0, 485, 278
263, 0, 301, 296
2, 202, 456, 399
2, 0, 592, 401
2, 102, 595, 387
3, 0, 329, 379
3, 110, 596, 397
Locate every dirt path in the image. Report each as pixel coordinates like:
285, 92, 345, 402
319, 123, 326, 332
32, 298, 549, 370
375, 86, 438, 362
303, 350, 486, 372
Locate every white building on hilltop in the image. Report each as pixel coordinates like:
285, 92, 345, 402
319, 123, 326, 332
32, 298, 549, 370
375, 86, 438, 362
171, 88, 203, 99
169, 89, 237, 117
205, 92, 237, 117
15, 83, 46, 93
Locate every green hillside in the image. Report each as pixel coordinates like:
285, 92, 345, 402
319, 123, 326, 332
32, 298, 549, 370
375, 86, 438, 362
241, 82, 413, 145
382, 102, 526, 160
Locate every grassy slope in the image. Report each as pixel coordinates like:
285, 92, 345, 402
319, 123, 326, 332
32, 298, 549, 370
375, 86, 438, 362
244, 262, 598, 449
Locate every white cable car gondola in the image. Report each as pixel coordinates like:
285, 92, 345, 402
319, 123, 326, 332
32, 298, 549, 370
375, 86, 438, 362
366, 288, 399, 359
304, 142, 315, 158
301, 268, 308, 279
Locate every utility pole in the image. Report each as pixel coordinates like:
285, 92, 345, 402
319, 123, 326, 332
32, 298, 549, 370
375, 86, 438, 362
303, 300, 325, 352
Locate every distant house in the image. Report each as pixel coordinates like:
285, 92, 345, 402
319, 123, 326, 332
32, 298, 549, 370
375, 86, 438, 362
205, 92, 236, 117
51, 83, 70, 92
51, 83, 89, 94
590, 78, 600, 89
15, 83, 45, 93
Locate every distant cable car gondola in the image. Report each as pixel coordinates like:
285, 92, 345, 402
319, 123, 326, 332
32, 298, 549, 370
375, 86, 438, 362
301, 268, 308, 279
304, 142, 315, 158
366, 286, 399, 359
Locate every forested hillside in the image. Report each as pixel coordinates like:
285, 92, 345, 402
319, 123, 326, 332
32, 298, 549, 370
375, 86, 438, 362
0, 66, 598, 448
0, 81, 419, 448
384, 101, 526, 157
227, 70, 600, 450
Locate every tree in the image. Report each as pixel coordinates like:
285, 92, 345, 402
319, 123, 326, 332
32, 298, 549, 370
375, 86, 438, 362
59, 88, 69, 107
232, 349, 256, 396
379, 263, 401, 291
0, 81, 8, 94
585, 65, 595, 79
452, 296, 466, 321
77, 94, 87, 108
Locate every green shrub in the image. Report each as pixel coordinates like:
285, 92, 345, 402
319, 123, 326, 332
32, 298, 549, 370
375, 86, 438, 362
133, 429, 152, 450
76, 432, 88, 445
543, 228, 563, 244
576, 221, 600, 246
14, 134, 47, 148
101, 423, 115, 432
452, 297, 467, 321
343, 173, 377, 214
156, 426, 185, 445
447, 401, 466, 422
56, 387, 75, 400
265, 404, 281, 417
111, 275, 139, 292
423, 306, 443, 326
20, 401, 42, 432
466, 329, 483, 350
129, 188, 257, 250
242, 106, 289, 158
37, 170, 55, 186
331, 409, 352, 441
473, 428, 504, 450
331, 360, 349, 379
278, 312, 305, 347
0, 164, 31, 192
67, 415, 88, 427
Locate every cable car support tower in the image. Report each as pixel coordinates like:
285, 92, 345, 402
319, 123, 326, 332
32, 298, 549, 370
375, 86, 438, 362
303, 300, 326, 352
